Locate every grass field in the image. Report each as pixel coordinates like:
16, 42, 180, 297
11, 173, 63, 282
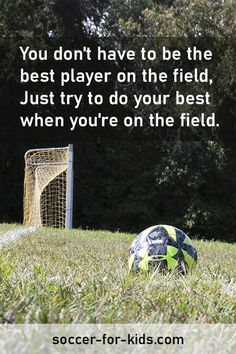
0, 224, 235, 324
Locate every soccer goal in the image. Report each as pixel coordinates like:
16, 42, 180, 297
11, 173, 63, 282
23, 145, 74, 228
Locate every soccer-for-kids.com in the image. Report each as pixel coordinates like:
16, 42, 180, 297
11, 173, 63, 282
0, 1, 235, 353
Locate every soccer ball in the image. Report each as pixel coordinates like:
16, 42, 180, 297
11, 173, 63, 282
128, 225, 197, 273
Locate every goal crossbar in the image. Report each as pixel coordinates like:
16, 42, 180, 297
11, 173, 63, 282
26, 162, 69, 166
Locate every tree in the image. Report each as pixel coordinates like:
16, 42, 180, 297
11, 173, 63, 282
0, 0, 236, 241
102, 0, 236, 37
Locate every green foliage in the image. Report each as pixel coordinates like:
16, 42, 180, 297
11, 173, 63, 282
0, 0, 236, 242
75, 141, 161, 231
98, 1, 236, 240
154, 141, 236, 240
0, 0, 56, 38
104, 0, 236, 36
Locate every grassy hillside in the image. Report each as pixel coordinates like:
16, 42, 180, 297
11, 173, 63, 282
0, 225, 235, 324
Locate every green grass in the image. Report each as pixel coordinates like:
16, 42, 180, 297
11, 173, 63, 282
0, 225, 235, 324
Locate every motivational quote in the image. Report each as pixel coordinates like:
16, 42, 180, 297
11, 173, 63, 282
19, 45, 218, 131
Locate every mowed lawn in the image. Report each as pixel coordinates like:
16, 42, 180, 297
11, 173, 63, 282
0, 225, 235, 324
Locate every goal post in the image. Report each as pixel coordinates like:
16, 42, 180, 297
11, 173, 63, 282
23, 145, 74, 228
65, 144, 74, 229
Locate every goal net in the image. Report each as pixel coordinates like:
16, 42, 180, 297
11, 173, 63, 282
23, 145, 73, 228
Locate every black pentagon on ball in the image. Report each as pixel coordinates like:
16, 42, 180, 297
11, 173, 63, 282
128, 225, 197, 273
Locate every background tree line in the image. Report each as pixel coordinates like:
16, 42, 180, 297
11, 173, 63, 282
0, 0, 235, 241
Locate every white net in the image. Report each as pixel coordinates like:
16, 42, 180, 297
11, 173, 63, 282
23, 147, 70, 228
